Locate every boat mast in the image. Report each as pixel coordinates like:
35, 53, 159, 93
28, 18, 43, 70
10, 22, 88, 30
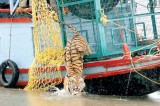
9, 0, 20, 15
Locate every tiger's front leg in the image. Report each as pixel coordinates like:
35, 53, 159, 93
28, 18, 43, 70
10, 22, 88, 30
63, 75, 70, 92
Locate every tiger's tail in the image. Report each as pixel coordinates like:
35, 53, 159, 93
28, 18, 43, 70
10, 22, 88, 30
60, 21, 80, 36
53, 18, 79, 36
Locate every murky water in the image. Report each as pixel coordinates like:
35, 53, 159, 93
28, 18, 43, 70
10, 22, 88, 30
0, 88, 160, 106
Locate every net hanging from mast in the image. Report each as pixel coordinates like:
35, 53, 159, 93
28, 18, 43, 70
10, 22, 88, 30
24, 0, 64, 91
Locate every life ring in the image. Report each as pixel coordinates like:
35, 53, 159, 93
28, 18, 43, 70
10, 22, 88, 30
0, 59, 19, 88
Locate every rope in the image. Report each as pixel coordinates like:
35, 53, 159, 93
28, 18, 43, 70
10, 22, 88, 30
130, 59, 160, 85
9, 17, 13, 60
148, 46, 158, 55
100, 10, 160, 54
8, 6, 28, 59
8, 9, 18, 60
100, 10, 146, 39
100, 10, 160, 85
131, 41, 158, 53
15, 7, 32, 16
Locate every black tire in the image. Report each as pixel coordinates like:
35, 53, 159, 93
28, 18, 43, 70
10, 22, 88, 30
0, 59, 19, 88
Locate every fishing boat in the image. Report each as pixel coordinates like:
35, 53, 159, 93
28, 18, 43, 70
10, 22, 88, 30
0, 0, 160, 96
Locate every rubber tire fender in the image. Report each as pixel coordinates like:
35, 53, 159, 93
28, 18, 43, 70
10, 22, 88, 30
0, 59, 19, 88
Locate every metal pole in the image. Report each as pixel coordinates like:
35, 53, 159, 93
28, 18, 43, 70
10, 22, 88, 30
13, 0, 20, 12
56, 0, 67, 47
94, 0, 107, 56
130, 0, 138, 47
149, 0, 158, 39
9, 0, 13, 15
9, 0, 20, 15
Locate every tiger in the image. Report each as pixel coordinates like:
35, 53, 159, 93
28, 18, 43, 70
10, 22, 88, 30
46, 8, 91, 95
59, 21, 92, 95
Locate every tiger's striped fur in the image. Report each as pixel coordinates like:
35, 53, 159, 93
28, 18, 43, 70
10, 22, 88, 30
60, 21, 92, 95
49, 9, 91, 94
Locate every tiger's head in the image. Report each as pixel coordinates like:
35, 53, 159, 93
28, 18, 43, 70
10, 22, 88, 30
64, 75, 85, 95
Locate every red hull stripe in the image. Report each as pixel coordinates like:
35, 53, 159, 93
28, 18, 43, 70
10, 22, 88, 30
86, 62, 160, 79
2, 60, 160, 87
1, 56, 160, 87
0, 18, 32, 23
1, 64, 158, 87
0, 8, 32, 13
5, 69, 29, 74
4, 55, 160, 74
84, 59, 130, 68
16, 81, 28, 86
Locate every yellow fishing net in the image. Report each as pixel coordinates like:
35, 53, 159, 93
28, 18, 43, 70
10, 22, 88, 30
24, 0, 64, 91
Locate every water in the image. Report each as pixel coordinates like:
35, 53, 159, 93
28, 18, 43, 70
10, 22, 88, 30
0, 88, 160, 106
